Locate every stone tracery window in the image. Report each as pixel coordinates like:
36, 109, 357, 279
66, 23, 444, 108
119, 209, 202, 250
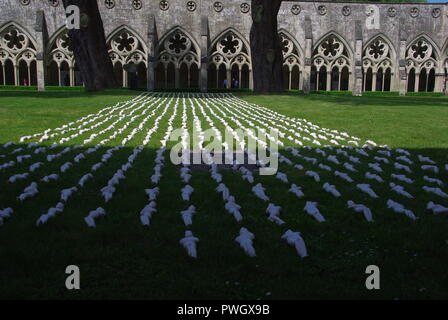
0, 23, 37, 86
47, 29, 78, 87
107, 27, 148, 88
312, 34, 350, 91
362, 37, 393, 92
279, 31, 302, 91
405, 36, 438, 92
156, 28, 200, 89
207, 30, 251, 89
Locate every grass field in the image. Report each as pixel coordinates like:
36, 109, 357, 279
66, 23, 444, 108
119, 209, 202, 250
0, 89, 447, 300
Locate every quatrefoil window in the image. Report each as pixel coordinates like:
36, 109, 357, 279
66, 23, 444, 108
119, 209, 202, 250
132, 0, 142, 10
291, 5, 301, 15
160, 1, 169, 10
240, 3, 250, 14
214, 2, 223, 12
115, 32, 136, 53
48, 0, 59, 7
105, 0, 115, 9
20, 0, 30, 6
186, 1, 196, 12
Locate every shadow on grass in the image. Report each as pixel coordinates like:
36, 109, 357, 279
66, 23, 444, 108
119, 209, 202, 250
0, 141, 447, 299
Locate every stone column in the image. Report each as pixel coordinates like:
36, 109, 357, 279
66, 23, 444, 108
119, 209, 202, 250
435, 73, 445, 92
352, 20, 363, 96
147, 15, 156, 92
398, 19, 407, 96
326, 71, 331, 91
302, 16, 313, 94
34, 10, 48, 91
200, 16, 208, 92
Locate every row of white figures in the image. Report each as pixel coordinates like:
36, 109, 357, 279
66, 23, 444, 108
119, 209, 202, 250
180, 227, 307, 259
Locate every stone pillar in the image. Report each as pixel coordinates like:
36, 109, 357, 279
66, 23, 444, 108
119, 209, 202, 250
352, 20, 363, 96
326, 71, 331, 91
34, 10, 48, 91
398, 19, 407, 96
435, 73, 445, 92
147, 15, 156, 92
200, 16, 208, 92
302, 16, 313, 94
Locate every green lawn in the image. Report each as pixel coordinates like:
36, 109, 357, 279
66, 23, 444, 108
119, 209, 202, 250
0, 89, 447, 300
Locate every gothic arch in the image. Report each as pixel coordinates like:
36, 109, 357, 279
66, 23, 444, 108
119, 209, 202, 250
207, 27, 252, 89
46, 27, 77, 86
362, 34, 396, 91
312, 32, 352, 91
406, 34, 440, 92
155, 26, 200, 89
0, 22, 37, 86
278, 29, 303, 90
107, 25, 148, 67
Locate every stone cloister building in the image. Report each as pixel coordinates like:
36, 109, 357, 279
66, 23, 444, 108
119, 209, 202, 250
0, 0, 447, 95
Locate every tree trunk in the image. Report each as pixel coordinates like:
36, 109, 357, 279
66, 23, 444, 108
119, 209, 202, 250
250, 0, 284, 93
62, 0, 117, 91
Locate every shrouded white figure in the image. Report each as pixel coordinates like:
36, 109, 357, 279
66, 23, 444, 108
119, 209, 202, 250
180, 170, 192, 183
394, 162, 412, 173
423, 186, 448, 199
374, 157, 389, 164
74, 153, 86, 163
140, 202, 157, 226
305, 171, 320, 183
294, 164, 304, 170
180, 230, 199, 258
423, 176, 443, 187
289, 184, 304, 198
304, 201, 326, 222
318, 164, 332, 172
303, 157, 317, 165
61, 187, 78, 202
101, 185, 115, 202
445, 164, 448, 172
252, 183, 270, 201
368, 163, 383, 173
356, 149, 369, 157
356, 184, 379, 198
276, 172, 288, 183
418, 155, 435, 164
335, 171, 353, 183
235, 227, 256, 257
343, 162, 357, 172
151, 172, 162, 184
29, 162, 43, 172
396, 148, 410, 156
211, 172, 222, 183
9, 173, 29, 183
349, 156, 360, 164
18, 182, 39, 201
327, 155, 340, 165
347, 200, 373, 222
216, 183, 230, 201
365, 172, 384, 183
421, 165, 439, 174
389, 183, 414, 199
11, 147, 23, 154
41, 174, 59, 183
78, 173, 93, 187
145, 187, 160, 201
377, 150, 391, 157
84, 207, 106, 227
225, 196, 243, 222
0, 208, 13, 226
323, 183, 341, 198
426, 202, 448, 215
3, 142, 14, 148
181, 185, 194, 201
386, 200, 416, 220
366, 140, 377, 147
396, 156, 413, 165
281, 230, 308, 258
36, 206, 64, 226
181, 205, 196, 226
266, 203, 284, 225
391, 174, 414, 184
